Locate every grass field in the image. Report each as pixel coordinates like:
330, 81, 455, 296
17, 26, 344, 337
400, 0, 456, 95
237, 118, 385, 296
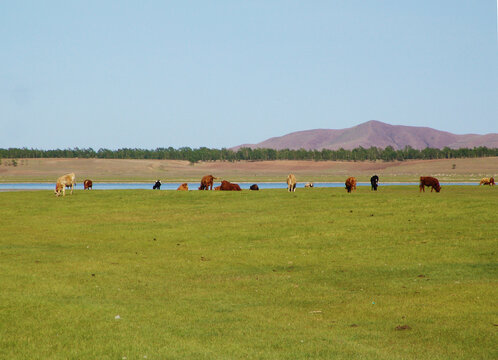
0, 186, 497, 359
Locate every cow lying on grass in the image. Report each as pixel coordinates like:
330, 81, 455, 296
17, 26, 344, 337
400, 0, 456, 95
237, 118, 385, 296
250, 184, 259, 190
177, 183, 189, 191
419, 176, 441, 192
479, 177, 495, 186
345, 177, 357, 193
305, 182, 314, 188
220, 180, 241, 191
55, 173, 76, 197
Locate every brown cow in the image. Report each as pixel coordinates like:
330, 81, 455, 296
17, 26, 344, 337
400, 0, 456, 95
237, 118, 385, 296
177, 183, 189, 191
287, 174, 297, 192
219, 180, 242, 191
419, 176, 441, 192
345, 177, 357, 193
83, 179, 93, 190
214, 185, 221, 190
55, 173, 76, 196
199, 175, 217, 190
250, 184, 259, 190
479, 177, 495, 186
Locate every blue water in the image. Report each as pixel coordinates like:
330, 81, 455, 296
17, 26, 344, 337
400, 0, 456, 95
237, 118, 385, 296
0, 182, 478, 191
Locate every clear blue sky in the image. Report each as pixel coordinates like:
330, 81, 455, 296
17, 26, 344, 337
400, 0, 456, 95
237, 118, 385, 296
1, 1, 497, 150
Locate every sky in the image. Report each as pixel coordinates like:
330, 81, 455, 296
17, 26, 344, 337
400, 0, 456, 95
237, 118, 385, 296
1, 1, 497, 150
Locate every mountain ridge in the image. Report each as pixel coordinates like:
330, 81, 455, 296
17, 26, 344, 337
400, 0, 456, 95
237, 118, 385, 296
232, 120, 498, 151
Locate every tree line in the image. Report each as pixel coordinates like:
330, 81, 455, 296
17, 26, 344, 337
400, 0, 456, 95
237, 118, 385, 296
1, 146, 497, 163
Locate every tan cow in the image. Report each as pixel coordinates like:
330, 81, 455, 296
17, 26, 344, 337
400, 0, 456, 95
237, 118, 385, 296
287, 174, 297, 192
345, 177, 357, 193
55, 173, 76, 196
479, 177, 495, 186
304, 182, 314, 188
177, 183, 189, 191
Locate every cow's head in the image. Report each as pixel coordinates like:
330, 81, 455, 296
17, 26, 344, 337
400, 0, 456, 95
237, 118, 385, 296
435, 185, 441, 192
54, 183, 62, 196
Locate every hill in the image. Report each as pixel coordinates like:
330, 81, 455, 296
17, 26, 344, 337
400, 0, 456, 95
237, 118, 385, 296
233, 120, 498, 150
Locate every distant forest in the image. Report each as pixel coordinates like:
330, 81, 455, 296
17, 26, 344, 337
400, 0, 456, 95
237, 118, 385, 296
1, 146, 497, 163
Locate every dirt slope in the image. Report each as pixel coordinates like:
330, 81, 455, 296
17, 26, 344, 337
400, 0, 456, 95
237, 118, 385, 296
1, 157, 496, 183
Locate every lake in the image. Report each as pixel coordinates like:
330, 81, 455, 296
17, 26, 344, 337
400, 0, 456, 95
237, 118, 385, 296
0, 182, 478, 191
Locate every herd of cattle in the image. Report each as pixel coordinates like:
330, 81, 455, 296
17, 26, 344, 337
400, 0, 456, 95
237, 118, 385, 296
54, 172, 495, 196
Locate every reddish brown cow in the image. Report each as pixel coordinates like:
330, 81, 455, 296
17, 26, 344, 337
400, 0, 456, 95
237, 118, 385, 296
419, 176, 441, 192
345, 177, 357, 193
219, 180, 242, 191
84, 179, 93, 190
177, 183, 189, 191
199, 175, 217, 190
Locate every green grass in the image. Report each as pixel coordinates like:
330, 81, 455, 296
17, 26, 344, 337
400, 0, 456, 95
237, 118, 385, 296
0, 186, 496, 359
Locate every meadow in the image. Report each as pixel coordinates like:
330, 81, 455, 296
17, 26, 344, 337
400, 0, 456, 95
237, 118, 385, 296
0, 186, 496, 359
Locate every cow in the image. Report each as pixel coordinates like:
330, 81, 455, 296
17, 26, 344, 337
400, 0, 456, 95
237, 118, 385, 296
250, 184, 259, 190
214, 185, 221, 190
199, 175, 217, 190
304, 182, 314, 188
345, 177, 357, 193
287, 174, 297, 192
153, 180, 161, 190
220, 180, 242, 191
419, 176, 441, 193
370, 175, 379, 191
55, 173, 76, 197
479, 177, 495, 186
83, 179, 93, 190
177, 183, 189, 191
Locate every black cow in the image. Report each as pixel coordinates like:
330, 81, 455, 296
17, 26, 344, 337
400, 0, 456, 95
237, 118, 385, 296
153, 180, 161, 190
370, 175, 379, 191
250, 184, 259, 190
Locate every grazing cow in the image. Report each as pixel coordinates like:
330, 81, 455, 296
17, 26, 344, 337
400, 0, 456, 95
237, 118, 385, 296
250, 184, 259, 190
177, 183, 189, 191
304, 182, 314, 188
419, 176, 441, 193
287, 174, 297, 192
153, 180, 161, 190
199, 175, 217, 190
345, 177, 357, 193
84, 179, 93, 190
220, 180, 242, 191
479, 177, 495, 186
55, 172, 76, 197
370, 175, 379, 191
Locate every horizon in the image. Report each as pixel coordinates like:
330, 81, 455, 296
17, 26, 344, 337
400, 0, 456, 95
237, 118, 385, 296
1, 1, 497, 150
